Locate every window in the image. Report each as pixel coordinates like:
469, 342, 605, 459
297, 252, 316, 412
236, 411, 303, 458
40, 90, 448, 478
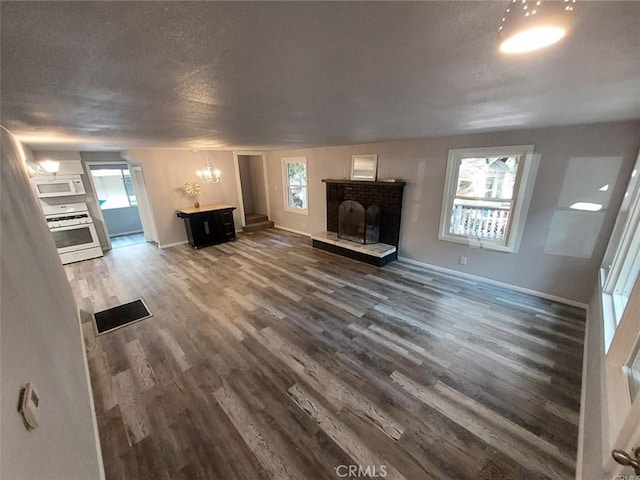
90, 164, 137, 210
439, 145, 537, 252
282, 157, 308, 214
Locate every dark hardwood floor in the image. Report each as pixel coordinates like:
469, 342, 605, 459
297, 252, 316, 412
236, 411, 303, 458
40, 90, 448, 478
65, 229, 585, 480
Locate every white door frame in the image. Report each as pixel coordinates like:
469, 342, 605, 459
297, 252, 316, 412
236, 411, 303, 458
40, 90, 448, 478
120, 154, 160, 244
85, 159, 157, 246
593, 149, 640, 475
232, 151, 270, 228
83, 160, 114, 250
603, 280, 640, 473
129, 166, 158, 243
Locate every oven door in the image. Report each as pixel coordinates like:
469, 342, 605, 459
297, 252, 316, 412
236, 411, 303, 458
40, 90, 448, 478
49, 223, 100, 254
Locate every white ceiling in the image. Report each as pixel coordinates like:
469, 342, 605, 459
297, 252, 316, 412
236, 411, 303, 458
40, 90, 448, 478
1, 1, 639, 151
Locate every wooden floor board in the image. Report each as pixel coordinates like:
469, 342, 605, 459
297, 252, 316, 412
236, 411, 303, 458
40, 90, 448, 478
66, 229, 584, 480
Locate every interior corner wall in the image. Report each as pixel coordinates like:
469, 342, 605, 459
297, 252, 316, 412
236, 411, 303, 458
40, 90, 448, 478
238, 155, 256, 214
1, 131, 103, 480
265, 120, 640, 304
249, 155, 268, 216
123, 149, 241, 247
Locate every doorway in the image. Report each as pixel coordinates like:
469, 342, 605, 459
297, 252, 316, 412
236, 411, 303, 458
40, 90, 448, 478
578, 149, 640, 477
236, 153, 273, 232
89, 163, 145, 247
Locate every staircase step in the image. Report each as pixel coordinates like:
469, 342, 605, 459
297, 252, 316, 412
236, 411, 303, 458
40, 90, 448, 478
243, 220, 275, 233
245, 213, 269, 225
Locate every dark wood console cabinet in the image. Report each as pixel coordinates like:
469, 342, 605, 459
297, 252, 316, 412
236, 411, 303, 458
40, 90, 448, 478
176, 204, 236, 249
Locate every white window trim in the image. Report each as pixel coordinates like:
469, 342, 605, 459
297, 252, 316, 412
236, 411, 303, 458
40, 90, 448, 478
282, 156, 308, 215
598, 151, 640, 470
602, 169, 640, 348
438, 145, 538, 253
602, 157, 640, 352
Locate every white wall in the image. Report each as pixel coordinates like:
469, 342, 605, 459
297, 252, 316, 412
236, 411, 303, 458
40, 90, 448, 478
265, 120, 640, 304
123, 149, 242, 247
32, 150, 82, 163
238, 154, 269, 217
577, 284, 608, 479
238, 155, 256, 213
101, 207, 143, 237
1, 131, 103, 480
250, 155, 268, 216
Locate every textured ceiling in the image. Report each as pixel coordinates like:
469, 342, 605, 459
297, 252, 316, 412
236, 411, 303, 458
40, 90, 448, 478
1, 1, 639, 150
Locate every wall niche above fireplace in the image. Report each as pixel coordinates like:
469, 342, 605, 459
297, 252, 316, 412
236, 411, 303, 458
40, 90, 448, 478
312, 179, 406, 266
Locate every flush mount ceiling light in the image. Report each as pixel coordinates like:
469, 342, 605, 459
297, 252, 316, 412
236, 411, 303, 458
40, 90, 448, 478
499, 0, 576, 54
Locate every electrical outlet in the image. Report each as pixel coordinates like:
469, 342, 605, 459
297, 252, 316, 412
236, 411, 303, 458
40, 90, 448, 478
459, 256, 467, 265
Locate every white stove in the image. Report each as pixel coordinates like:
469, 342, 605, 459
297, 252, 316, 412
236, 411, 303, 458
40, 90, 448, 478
43, 203, 103, 264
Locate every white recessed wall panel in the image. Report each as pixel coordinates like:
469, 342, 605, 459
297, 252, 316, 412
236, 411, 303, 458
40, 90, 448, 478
544, 210, 606, 258
557, 156, 623, 209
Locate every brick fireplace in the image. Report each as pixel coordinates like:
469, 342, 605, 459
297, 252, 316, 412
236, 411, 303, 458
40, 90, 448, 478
312, 179, 406, 266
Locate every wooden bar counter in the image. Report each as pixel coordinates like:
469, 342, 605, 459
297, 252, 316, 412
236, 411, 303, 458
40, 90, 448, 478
176, 204, 236, 249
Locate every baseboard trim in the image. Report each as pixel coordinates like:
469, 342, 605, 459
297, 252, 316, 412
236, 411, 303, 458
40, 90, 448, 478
274, 225, 311, 237
158, 240, 188, 249
76, 307, 106, 480
397, 256, 588, 309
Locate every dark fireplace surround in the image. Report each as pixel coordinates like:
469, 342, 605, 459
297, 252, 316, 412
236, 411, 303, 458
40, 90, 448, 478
315, 179, 406, 265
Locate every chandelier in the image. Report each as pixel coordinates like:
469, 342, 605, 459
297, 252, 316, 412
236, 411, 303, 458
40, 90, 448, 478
196, 160, 221, 184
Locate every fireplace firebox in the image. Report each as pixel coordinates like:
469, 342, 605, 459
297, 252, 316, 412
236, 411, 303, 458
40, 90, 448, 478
338, 200, 380, 244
